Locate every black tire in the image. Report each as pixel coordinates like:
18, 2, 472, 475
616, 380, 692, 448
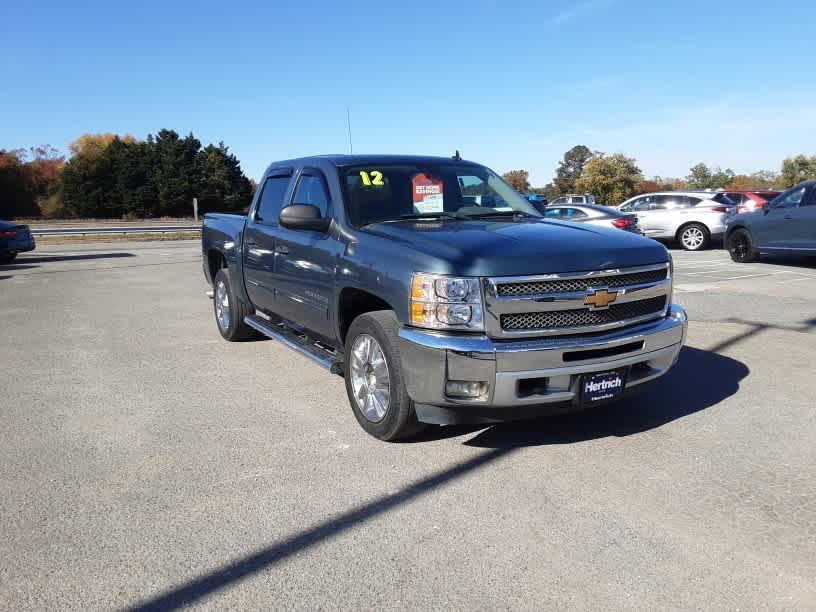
727, 228, 757, 263
0, 252, 17, 264
213, 268, 257, 341
677, 223, 710, 251
343, 310, 425, 441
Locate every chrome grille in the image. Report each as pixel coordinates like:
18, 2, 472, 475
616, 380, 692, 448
500, 296, 667, 331
497, 268, 667, 296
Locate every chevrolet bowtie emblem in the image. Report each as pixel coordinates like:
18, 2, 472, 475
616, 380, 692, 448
584, 288, 618, 310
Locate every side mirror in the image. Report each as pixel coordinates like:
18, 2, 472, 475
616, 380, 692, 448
279, 204, 331, 232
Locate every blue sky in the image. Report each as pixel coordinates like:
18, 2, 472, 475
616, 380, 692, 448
2, 0, 815, 185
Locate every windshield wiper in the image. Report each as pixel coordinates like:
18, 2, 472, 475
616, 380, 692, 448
396, 212, 468, 221
460, 210, 539, 220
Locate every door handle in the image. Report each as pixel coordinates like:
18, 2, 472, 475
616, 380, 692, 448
275, 245, 290, 254
784, 215, 793, 220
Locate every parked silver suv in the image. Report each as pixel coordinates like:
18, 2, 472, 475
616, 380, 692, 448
616, 192, 737, 250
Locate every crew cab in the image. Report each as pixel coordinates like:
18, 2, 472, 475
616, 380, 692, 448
202, 155, 688, 440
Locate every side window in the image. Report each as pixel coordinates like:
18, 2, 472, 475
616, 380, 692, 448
291, 170, 330, 216
256, 174, 292, 223
632, 196, 654, 211
562, 207, 587, 219
619, 198, 636, 212
726, 193, 745, 204
544, 207, 561, 218
650, 195, 669, 210
684, 196, 703, 206
776, 186, 806, 208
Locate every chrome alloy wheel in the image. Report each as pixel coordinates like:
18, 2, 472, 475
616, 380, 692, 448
349, 334, 391, 422
681, 226, 705, 250
215, 280, 231, 331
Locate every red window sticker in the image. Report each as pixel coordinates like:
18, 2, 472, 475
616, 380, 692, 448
412, 173, 444, 213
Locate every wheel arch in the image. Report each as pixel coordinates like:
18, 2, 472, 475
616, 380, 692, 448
336, 287, 395, 345
675, 220, 711, 242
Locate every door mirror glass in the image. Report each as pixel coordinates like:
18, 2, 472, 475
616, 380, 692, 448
279, 204, 331, 232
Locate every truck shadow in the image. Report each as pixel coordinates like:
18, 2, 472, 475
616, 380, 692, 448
462, 347, 747, 448
127, 348, 746, 611
16, 252, 135, 264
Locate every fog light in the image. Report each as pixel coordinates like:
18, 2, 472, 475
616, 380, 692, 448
445, 380, 487, 398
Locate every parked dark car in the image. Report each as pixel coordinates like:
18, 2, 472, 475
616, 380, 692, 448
523, 192, 548, 213
0, 220, 36, 263
542, 203, 642, 234
725, 180, 816, 262
723, 190, 781, 214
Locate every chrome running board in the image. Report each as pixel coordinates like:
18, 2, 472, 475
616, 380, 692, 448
244, 314, 344, 376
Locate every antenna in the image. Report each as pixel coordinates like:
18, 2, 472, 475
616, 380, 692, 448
346, 108, 353, 154
452, 149, 462, 161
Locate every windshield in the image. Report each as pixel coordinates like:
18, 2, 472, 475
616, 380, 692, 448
340, 163, 540, 227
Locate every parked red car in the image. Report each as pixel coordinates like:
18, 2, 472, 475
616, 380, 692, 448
723, 190, 780, 214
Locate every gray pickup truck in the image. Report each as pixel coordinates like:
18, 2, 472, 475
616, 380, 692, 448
202, 155, 688, 440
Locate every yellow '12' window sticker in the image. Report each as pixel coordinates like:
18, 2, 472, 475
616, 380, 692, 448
359, 170, 385, 186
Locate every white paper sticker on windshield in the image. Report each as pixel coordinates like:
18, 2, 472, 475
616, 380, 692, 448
412, 173, 444, 213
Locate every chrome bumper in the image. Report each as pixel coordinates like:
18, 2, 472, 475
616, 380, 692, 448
398, 304, 688, 415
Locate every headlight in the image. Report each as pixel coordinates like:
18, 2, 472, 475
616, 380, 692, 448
410, 273, 484, 331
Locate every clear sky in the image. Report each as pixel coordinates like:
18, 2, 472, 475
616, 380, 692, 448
2, 0, 815, 185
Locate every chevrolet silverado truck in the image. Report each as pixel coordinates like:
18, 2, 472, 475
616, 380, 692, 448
202, 155, 688, 440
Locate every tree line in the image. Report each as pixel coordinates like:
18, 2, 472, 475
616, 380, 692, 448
502, 146, 816, 206
0, 130, 254, 219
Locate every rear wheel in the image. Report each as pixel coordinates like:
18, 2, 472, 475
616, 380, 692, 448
678, 223, 710, 251
727, 228, 757, 263
213, 268, 257, 341
0, 252, 17, 264
344, 311, 425, 441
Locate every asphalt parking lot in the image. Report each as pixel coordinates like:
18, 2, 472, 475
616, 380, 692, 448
1, 240, 815, 610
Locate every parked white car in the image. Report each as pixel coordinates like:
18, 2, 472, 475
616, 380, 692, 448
616, 191, 737, 250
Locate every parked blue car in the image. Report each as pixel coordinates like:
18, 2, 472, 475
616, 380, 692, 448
0, 220, 36, 263
725, 180, 816, 262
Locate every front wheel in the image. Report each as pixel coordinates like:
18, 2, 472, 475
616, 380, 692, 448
344, 311, 424, 441
727, 229, 757, 263
678, 223, 710, 251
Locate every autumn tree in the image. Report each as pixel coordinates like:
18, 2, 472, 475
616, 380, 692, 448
502, 169, 531, 192
554, 145, 593, 194
686, 163, 735, 189
0, 146, 64, 217
727, 171, 779, 190
778, 154, 816, 188
575, 153, 643, 205
638, 180, 662, 194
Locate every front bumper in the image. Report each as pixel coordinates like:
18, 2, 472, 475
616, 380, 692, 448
398, 304, 688, 424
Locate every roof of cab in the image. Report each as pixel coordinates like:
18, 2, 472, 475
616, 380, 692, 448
267, 154, 481, 168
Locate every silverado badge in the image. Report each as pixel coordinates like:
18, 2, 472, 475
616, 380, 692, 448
584, 288, 618, 310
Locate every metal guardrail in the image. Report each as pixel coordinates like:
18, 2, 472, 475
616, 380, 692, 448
30, 225, 201, 237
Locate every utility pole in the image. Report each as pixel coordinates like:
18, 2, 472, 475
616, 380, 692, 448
193, 198, 198, 222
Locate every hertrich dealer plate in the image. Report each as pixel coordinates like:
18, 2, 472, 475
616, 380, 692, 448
580, 368, 628, 403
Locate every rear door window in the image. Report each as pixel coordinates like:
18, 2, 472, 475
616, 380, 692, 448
256, 172, 293, 224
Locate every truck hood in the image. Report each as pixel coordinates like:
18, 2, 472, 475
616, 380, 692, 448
362, 219, 669, 276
